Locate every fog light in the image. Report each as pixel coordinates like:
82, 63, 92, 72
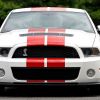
0, 69, 5, 77
87, 69, 95, 77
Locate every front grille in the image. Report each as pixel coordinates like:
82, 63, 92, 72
11, 67, 80, 80
12, 46, 79, 58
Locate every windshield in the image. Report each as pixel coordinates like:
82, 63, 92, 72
1, 11, 94, 33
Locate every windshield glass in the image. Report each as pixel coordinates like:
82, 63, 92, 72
1, 11, 94, 33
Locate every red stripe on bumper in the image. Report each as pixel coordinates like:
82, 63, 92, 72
47, 58, 65, 83
47, 58, 65, 67
27, 58, 44, 67
27, 58, 44, 83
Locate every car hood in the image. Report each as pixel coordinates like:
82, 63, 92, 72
0, 28, 95, 47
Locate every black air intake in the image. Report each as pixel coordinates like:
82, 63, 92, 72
12, 67, 80, 80
12, 46, 79, 58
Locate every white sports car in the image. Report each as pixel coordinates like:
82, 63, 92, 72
0, 7, 100, 89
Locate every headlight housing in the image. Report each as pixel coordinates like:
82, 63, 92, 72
0, 48, 11, 57
81, 48, 100, 57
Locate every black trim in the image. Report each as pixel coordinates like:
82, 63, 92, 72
11, 67, 80, 80
0, 82, 100, 87
12, 46, 79, 58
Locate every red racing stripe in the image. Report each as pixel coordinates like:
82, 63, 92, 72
47, 36, 65, 46
47, 28, 65, 46
27, 36, 44, 46
47, 29, 65, 83
27, 58, 44, 83
47, 58, 65, 67
27, 58, 44, 68
27, 29, 45, 83
31, 7, 66, 11
28, 28, 45, 46
28, 28, 45, 33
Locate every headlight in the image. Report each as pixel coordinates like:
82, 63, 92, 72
81, 48, 100, 57
0, 48, 11, 57
0, 69, 5, 77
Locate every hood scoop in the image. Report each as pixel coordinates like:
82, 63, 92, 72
20, 33, 73, 37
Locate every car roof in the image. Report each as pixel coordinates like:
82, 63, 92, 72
11, 7, 86, 13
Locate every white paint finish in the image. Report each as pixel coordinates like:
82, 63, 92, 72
8, 43, 27, 58
44, 35, 47, 46
66, 8, 85, 13
0, 29, 96, 47
47, 7, 50, 11
97, 25, 100, 31
0, 56, 100, 83
45, 28, 48, 33
65, 29, 95, 47
44, 29, 48, 45
65, 57, 100, 83
0, 58, 27, 82
12, 8, 31, 12
44, 80, 47, 83
64, 35, 84, 58
44, 58, 47, 67
11, 7, 85, 13
92, 33, 100, 49
0, 29, 28, 47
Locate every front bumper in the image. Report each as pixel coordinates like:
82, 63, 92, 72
0, 82, 100, 88
0, 57, 100, 84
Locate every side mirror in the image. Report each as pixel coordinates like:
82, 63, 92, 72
97, 25, 100, 34
97, 25, 100, 32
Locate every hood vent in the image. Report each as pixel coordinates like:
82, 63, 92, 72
20, 33, 73, 37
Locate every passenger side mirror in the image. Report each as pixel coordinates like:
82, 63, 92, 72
97, 25, 100, 33
97, 25, 100, 31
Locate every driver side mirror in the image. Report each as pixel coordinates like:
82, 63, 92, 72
97, 25, 100, 33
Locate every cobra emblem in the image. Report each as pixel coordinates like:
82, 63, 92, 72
23, 48, 27, 56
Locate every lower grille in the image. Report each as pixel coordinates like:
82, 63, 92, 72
11, 67, 80, 80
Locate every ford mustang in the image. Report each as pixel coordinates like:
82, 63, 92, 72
0, 7, 100, 89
